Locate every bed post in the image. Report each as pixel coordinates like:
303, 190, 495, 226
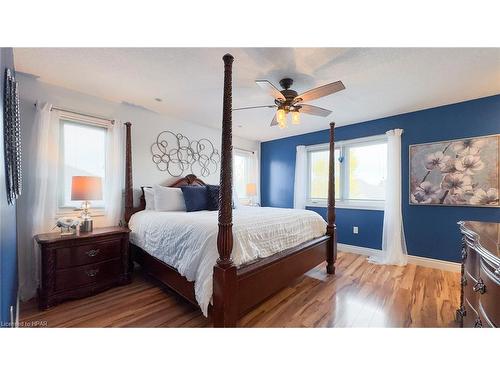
124, 121, 134, 224
326, 121, 337, 274
212, 53, 238, 327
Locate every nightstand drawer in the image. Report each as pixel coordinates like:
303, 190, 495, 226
55, 259, 122, 291
56, 239, 122, 269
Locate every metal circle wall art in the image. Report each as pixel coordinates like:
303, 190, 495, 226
151, 130, 220, 177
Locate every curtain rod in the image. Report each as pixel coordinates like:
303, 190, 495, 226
234, 147, 255, 154
34, 103, 113, 123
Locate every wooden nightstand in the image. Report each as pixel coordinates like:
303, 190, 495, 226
35, 226, 132, 310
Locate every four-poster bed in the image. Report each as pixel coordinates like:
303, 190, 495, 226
123, 54, 337, 327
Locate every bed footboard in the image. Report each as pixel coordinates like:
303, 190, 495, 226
237, 236, 331, 315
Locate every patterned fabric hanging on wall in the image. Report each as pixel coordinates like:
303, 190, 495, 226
3, 68, 22, 205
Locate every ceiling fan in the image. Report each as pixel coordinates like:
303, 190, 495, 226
234, 78, 345, 128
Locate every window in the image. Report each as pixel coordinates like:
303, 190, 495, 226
347, 141, 387, 201
306, 135, 387, 209
309, 148, 340, 200
58, 118, 107, 210
233, 149, 258, 204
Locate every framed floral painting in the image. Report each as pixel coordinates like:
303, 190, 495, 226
409, 135, 499, 207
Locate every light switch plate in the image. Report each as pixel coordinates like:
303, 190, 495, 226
353, 226, 359, 234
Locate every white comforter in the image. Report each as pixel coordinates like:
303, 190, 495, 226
129, 207, 327, 316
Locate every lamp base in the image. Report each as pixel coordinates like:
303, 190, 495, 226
80, 218, 93, 233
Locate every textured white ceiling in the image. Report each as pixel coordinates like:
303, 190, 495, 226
13, 48, 500, 141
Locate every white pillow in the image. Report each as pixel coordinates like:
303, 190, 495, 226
153, 185, 186, 212
143, 187, 155, 210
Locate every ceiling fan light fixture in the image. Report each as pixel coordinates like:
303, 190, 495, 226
277, 108, 286, 123
291, 110, 300, 125
247, 78, 344, 129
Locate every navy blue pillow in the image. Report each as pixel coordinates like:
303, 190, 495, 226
206, 185, 220, 211
181, 186, 209, 212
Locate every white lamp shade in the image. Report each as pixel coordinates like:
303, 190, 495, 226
71, 176, 102, 201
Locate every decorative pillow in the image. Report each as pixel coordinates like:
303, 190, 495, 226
143, 187, 155, 210
181, 185, 209, 212
206, 185, 240, 210
206, 185, 220, 211
153, 185, 186, 211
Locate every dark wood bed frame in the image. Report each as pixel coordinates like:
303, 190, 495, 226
123, 54, 337, 327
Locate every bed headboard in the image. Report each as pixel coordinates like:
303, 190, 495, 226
130, 174, 207, 221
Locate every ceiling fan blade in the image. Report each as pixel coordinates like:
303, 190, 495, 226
233, 105, 276, 111
299, 104, 332, 117
295, 80, 345, 103
269, 113, 278, 127
255, 80, 286, 101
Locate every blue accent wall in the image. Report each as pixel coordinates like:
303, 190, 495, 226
0, 47, 18, 326
261, 95, 500, 262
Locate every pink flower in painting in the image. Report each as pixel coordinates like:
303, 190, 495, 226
440, 173, 473, 195
469, 188, 498, 206
454, 154, 484, 175
424, 151, 451, 171
452, 138, 486, 156
411, 181, 442, 204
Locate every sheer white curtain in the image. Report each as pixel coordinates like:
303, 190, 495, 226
369, 129, 408, 266
102, 119, 125, 226
293, 145, 307, 209
247, 151, 259, 204
18, 102, 59, 300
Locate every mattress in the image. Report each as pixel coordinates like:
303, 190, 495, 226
128, 206, 327, 316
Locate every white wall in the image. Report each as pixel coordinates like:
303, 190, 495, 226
17, 73, 261, 210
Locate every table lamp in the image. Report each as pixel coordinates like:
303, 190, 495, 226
246, 182, 257, 206
71, 176, 102, 232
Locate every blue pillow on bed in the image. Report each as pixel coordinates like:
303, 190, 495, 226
181, 186, 209, 212
206, 185, 220, 211
206, 185, 239, 210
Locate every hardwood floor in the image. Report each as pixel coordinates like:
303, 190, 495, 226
20, 252, 461, 328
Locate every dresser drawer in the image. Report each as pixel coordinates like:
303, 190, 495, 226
55, 259, 123, 291
477, 304, 494, 328
464, 243, 480, 280
463, 299, 479, 328
464, 271, 479, 313
56, 239, 122, 269
478, 262, 500, 327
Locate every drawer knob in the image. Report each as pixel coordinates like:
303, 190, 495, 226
474, 316, 482, 328
473, 279, 486, 294
85, 269, 99, 277
85, 249, 100, 257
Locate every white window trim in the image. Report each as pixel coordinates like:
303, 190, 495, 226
56, 110, 112, 217
305, 134, 387, 211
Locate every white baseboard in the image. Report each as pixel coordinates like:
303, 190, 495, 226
338, 243, 461, 273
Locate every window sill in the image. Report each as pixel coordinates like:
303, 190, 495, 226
306, 201, 384, 211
